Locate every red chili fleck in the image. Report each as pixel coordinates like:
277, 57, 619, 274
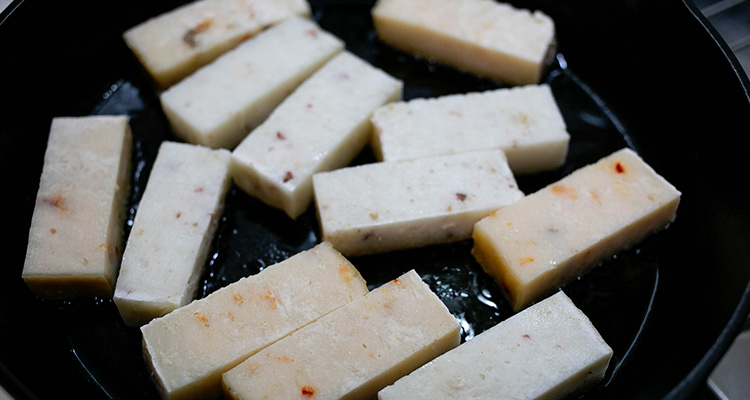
393, 278, 402, 285
456, 193, 467, 201
551, 185, 578, 200
183, 19, 213, 48
276, 131, 287, 140
193, 312, 210, 327
196, 19, 213, 32
176, 212, 182, 219
44, 195, 66, 209
283, 171, 294, 182
615, 162, 625, 174
306, 29, 319, 38
338, 265, 353, 283
50, 228, 57, 234
520, 257, 535, 265
183, 30, 199, 47
194, 187, 204, 192
264, 289, 278, 309
522, 334, 531, 339
301, 386, 315, 397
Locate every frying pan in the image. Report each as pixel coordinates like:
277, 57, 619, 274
1, 0, 749, 399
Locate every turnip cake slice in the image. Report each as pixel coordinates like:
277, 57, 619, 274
379, 291, 612, 400
160, 16, 344, 149
114, 141, 231, 326
313, 149, 524, 256
231, 51, 403, 219
472, 148, 681, 311
222, 269, 460, 400
123, 0, 311, 88
140, 242, 368, 400
371, 84, 569, 174
22, 115, 132, 298
371, 0, 556, 85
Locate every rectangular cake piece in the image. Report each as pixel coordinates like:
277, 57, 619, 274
371, 0, 556, 85
378, 291, 613, 400
313, 149, 524, 256
113, 141, 231, 326
222, 269, 460, 400
123, 0, 311, 89
371, 84, 569, 174
160, 16, 344, 149
141, 242, 369, 400
231, 51, 403, 219
22, 116, 132, 298
472, 148, 681, 311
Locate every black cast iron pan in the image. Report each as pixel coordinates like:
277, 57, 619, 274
1, 0, 749, 399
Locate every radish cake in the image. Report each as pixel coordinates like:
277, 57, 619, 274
472, 148, 681, 311
231, 51, 403, 219
141, 242, 369, 400
114, 141, 231, 326
22, 116, 132, 298
123, 0, 311, 88
378, 291, 613, 400
313, 149, 524, 256
160, 16, 344, 149
222, 269, 460, 400
371, 84, 569, 174
371, 0, 556, 85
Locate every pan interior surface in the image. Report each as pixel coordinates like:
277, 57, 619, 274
1, 1, 749, 399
